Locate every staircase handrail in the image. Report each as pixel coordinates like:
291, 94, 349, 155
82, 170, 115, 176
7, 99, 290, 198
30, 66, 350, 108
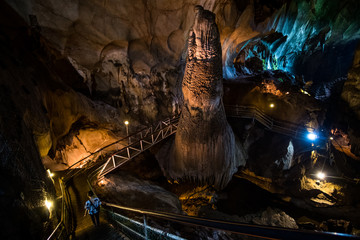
50, 105, 321, 239
95, 116, 180, 178
101, 202, 359, 240
224, 104, 315, 139
62, 115, 180, 181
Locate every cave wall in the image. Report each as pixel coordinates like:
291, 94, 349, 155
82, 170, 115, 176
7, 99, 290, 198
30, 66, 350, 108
225, 0, 360, 100
3, 0, 360, 180
0, 4, 56, 239
342, 42, 360, 156
5, 0, 264, 122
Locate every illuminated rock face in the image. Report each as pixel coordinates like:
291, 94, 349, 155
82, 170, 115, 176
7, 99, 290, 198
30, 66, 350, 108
169, 6, 240, 189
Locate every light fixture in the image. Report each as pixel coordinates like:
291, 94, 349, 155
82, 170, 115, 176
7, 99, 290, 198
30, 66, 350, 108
98, 178, 106, 186
307, 132, 317, 141
45, 199, 53, 210
317, 171, 326, 180
47, 169, 54, 178
124, 120, 129, 136
269, 103, 275, 108
329, 137, 334, 140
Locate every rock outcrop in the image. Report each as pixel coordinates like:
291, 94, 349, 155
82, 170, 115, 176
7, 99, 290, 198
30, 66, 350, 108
162, 6, 242, 189
94, 173, 182, 214
342, 42, 360, 156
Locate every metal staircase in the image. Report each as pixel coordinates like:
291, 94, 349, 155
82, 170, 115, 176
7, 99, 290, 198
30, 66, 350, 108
96, 116, 179, 178
48, 105, 328, 240
66, 105, 316, 182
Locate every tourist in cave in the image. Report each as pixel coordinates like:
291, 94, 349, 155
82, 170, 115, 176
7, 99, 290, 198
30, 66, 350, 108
84, 190, 102, 226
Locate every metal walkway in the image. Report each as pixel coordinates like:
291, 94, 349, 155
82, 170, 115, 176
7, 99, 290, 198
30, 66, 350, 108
93, 105, 317, 179
48, 105, 340, 240
224, 105, 315, 140
97, 116, 179, 178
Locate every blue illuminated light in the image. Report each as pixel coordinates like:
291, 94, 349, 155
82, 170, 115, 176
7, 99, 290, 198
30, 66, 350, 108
307, 133, 317, 141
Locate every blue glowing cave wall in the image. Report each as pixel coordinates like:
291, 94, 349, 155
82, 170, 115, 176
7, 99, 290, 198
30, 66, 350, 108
226, 0, 360, 95
269, 0, 360, 79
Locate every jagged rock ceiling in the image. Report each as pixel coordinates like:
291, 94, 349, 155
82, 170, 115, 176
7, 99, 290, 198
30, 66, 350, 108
7, 0, 360, 99
3, 0, 360, 188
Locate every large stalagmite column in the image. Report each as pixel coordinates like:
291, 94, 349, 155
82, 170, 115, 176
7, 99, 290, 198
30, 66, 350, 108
169, 6, 240, 189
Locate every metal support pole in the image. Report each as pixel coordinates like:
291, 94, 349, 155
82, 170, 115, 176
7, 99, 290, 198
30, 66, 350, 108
143, 215, 148, 240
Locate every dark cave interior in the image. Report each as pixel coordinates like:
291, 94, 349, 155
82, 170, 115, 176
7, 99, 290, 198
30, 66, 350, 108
1, 0, 360, 239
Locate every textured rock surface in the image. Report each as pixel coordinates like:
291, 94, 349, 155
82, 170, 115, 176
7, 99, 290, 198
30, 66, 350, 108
5, 0, 285, 124
239, 207, 298, 229
5, 0, 248, 123
342, 43, 360, 156
94, 173, 182, 214
163, 6, 242, 189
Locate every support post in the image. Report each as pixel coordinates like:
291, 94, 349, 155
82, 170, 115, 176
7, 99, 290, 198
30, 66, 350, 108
143, 215, 148, 240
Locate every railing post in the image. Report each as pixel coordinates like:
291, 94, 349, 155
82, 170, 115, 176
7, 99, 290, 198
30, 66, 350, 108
127, 148, 130, 158
144, 215, 148, 240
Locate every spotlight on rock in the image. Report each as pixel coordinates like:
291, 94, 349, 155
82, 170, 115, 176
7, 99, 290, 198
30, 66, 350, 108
307, 132, 317, 141
317, 172, 326, 180
45, 199, 53, 211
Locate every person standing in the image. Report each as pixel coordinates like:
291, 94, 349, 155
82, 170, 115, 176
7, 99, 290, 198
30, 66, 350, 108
84, 190, 101, 226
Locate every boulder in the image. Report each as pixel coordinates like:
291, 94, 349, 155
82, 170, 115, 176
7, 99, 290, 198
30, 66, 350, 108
94, 173, 182, 214
239, 207, 298, 229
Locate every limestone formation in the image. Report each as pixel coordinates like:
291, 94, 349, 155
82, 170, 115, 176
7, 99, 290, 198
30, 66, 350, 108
167, 6, 241, 189
341, 42, 360, 156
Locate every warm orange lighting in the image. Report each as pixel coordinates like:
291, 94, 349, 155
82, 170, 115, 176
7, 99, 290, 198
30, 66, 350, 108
124, 120, 129, 125
269, 103, 275, 108
45, 199, 53, 210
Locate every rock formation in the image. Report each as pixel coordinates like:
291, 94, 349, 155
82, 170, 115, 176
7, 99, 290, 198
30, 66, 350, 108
342, 42, 360, 156
94, 173, 182, 214
165, 6, 242, 189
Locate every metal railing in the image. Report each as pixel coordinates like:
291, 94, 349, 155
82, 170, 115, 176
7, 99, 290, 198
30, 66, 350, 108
107, 209, 186, 240
99, 202, 359, 240
47, 116, 179, 239
48, 105, 325, 239
62, 115, 179, 182
96, 116, 179, 178
46, 178, 73, 240
224, 105, 315, 140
